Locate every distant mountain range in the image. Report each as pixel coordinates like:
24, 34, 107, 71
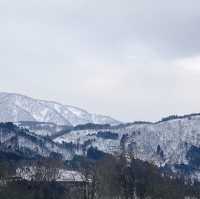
0, 92, 120, 126
1, 92, 200, 180
54, 114, 200, 179
2, 114, 200, 180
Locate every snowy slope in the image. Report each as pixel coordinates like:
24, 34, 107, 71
0, 123, 73, 160
54, 115, 200, 175
0, 92, 120, 126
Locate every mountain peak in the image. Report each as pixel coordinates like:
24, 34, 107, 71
0, 92, 120, 126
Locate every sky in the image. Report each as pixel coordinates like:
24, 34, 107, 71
1, 0, 200, 122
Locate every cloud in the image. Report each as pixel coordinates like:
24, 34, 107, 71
174, 55, 200, 72
0, 0, 200, 121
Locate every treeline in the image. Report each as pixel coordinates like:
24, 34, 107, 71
159, 113, 200, 123
0, 149, 200, 199
74, 123, 111, 131
67, 153, 200, 199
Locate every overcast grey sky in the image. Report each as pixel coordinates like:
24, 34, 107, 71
1, 0, 200, 122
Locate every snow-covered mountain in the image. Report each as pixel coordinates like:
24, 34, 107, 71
54, 114, 200, 179
1, 92, 200, 179
0, 92, 120, 126
0, 123, 73, 160
15, 121, 72, 137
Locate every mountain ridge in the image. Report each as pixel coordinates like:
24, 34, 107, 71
54, 114, 200, 179
0, 92, 120, 126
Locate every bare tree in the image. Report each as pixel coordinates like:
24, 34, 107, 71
32, 154, 63, 182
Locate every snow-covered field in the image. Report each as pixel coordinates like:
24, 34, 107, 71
16, 167, 84, 182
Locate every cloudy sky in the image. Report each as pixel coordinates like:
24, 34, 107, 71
0, 0, 200, 122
